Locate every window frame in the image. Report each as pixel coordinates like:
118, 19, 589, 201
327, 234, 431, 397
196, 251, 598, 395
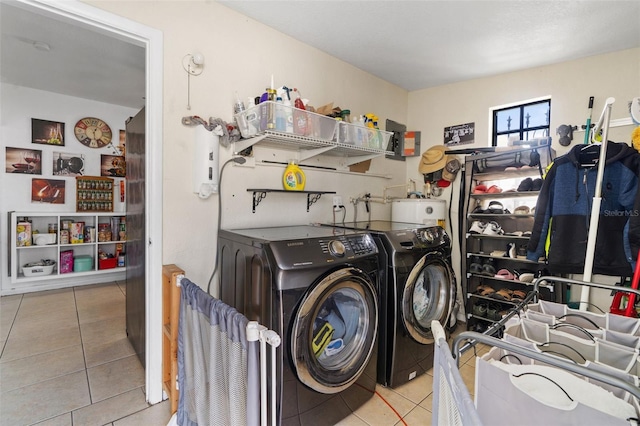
491, 98, 551, 147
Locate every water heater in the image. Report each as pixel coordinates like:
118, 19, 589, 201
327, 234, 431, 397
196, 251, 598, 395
391, 199, 446, 228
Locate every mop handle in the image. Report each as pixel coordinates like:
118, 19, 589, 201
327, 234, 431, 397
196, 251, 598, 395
583, 96, 594, 144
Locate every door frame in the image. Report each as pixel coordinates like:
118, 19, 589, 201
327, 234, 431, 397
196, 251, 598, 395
17, 0, 165, 404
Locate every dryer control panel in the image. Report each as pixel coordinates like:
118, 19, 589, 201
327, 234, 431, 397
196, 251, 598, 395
270, 233, 378, 269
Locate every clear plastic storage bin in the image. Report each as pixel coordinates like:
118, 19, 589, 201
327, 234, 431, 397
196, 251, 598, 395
234, 101, 339, 142
337, 121, 392, 149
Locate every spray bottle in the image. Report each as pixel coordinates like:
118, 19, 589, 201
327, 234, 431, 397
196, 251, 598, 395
279, 86, 294, 133
293, 88, 309, 136
233, 91, 248, 137
275, 96, 286, 132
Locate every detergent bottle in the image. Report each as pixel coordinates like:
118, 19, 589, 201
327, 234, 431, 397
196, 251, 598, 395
282, 160, 306, 191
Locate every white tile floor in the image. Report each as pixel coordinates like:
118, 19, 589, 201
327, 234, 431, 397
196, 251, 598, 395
0, 282, 171, 425
1, 282, 486, 425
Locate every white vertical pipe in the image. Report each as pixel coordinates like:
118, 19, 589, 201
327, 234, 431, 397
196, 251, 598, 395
579, 97, 615, 310
260, 338, 267, 426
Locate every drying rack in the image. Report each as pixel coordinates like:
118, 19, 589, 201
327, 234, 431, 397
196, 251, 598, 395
433, 278, 640, 425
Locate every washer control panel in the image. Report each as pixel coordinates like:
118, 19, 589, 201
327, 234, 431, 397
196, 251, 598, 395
270, 233, 378, 269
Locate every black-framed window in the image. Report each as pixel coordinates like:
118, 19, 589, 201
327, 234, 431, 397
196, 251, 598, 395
492, 99, 551, 147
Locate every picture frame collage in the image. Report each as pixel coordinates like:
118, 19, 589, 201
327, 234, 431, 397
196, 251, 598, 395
5, 118, 126, 204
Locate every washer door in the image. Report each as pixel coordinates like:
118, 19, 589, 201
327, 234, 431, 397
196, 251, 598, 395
402, 253, 455, 344
291, 267, 378, 394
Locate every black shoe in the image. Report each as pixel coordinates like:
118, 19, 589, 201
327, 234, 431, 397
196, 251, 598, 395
531, 178, 543, 191
517, 178, 533, 191
481, 258, 497, 276
469, 256, 483, 274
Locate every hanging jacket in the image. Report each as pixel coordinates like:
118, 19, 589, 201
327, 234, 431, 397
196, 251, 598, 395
527, 142, 640, 276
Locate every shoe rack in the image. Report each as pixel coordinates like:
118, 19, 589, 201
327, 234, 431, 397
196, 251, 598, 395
461, 144, 558, 332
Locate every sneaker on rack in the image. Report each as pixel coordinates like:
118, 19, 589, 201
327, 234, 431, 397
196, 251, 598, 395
469, 221, 487, 234
482, 221, 504, 235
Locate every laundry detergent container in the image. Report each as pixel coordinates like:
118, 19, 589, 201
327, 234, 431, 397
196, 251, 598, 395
391, 199, 446, 227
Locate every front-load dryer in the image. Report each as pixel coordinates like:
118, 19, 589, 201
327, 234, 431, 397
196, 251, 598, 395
218, 225, 380, 425
325, 221, 456, 388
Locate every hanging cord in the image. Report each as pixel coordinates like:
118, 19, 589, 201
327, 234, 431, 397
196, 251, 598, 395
207, 156, 247, 294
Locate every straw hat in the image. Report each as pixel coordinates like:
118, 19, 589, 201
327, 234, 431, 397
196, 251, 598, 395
418, 145, 447, 174
442, 157, 461, 181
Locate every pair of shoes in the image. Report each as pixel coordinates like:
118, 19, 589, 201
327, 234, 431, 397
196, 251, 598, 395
480, 258, 497, 276
469, 256, 484, 273
487, 304, 503, 321
484, 221, 504, 235
470, 220, 504, 235
475, 284, 496, 296
473, 184, 502, 194
485, 201, 510, 214
517, 178, 543, 192
469, 220, 487, 234
511, 290, 528, 302
504, 243, 516, 258
514, 205, 530, 215
495, 268, 515, 280
472, 303, 488, 317
491, 288, 514, 301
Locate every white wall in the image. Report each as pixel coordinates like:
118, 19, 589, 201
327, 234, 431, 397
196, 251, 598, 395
407, 48, 640, 312
0, 83, 138, 292
87, 0, 410, 288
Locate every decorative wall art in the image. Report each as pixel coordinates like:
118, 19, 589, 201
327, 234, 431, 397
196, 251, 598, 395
31, 178, 65, 204
444, 122, 475, 146
119, 130, 126, 155
5, 147, 42, 174
32, 118, 65, 146
101, 155, 126, 177
53, 152, 85, 176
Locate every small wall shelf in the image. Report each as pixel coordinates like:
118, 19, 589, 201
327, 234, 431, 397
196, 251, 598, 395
247, 188, 336, 213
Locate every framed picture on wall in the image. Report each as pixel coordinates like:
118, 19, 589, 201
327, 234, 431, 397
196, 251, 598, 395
32, 118, 65, 146
53, 152, 85, 176
101, 154, 126, 177
31, 178, 65, 204
5, 147, 42, 174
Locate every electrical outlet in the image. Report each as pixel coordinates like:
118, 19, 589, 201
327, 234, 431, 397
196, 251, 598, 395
333, 195, 343, 207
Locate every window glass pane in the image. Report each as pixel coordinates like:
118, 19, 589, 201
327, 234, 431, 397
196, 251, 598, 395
524, 129, 548, 140
523, 102, 550, 128
496, 108, 520, 133
495, 134, 513, 147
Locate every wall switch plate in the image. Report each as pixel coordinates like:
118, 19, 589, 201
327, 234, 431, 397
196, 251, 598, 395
333, 195, 343, 207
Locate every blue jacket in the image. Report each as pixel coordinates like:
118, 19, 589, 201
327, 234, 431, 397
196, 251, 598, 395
527, 142, 640, 276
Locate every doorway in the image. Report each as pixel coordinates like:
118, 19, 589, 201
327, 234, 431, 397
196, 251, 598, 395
7, 0, 164, 404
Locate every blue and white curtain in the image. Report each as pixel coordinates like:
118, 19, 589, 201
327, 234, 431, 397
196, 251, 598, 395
177, 278, 259, 426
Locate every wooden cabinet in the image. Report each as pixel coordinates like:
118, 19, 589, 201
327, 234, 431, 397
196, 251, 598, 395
162, 264, 183, 415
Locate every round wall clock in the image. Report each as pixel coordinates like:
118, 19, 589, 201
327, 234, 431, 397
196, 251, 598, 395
74, 117, 112, 148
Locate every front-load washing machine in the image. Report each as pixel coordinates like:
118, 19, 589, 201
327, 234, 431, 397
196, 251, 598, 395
325, 221, 456, 388
218, 225, 380, 425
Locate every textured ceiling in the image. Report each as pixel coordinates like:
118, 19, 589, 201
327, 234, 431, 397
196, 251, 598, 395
220, 0, 640, 91
1, 1, 638, 109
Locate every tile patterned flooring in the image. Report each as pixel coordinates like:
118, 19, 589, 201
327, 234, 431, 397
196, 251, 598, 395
1, 282, 485, 425
1, 282, 170, 425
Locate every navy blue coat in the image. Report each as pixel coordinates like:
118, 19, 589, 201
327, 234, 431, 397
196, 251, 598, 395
527, 142, 640, 276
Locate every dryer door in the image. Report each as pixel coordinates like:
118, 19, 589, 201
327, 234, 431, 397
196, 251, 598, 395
291, 267, 378, 394
402, 253, 456, 344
